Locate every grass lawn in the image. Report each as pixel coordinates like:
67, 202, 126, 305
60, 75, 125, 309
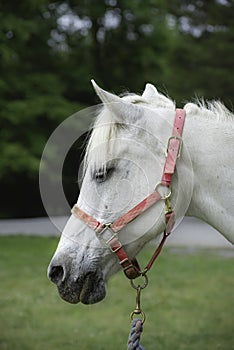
0, 236, 233, 350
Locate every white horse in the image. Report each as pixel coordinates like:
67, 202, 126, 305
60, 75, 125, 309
48, 81, 234, 304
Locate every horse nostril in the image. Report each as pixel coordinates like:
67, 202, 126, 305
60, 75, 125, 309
48, 265, 65, 285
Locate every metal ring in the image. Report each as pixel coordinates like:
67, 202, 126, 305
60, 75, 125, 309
130, 274, 148, 290
130, 310, 146, 324
154, 182, 171, 200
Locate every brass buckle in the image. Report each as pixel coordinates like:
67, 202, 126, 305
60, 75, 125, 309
96, 223, 118, 249
165, 136, 183, 158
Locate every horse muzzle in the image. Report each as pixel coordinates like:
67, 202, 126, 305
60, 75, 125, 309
47, 259, 106, 304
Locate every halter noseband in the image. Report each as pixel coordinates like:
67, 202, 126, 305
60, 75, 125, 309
71, 109, 186, 279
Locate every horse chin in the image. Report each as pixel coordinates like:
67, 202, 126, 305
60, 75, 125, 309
57, 271, 106, 305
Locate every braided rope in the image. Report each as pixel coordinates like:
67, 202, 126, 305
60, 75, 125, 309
127, 319, 145, 350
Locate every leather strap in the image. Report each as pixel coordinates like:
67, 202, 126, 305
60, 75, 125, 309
143, 211, 175, 273
161, 109, 185, 186
71, 206, 101, 231
110, 191, 161, 232
71, 190, 162, 235
71, 205, 141, 278
106, 237, 141, 279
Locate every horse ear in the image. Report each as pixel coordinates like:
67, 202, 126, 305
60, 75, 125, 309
142, 83, 158, 99
91, 80, 141, 123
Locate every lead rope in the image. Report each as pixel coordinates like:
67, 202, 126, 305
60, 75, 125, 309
127, 318, 145, 350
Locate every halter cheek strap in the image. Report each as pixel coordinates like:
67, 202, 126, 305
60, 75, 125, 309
162, 108, 185, 185
71, 108, 186, 279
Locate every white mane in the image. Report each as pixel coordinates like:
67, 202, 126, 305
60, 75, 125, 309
185, 100, 234, 121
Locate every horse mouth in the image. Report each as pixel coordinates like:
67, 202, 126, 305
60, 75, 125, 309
56, 271, 106, 305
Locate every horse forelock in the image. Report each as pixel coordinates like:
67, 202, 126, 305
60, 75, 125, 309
83, 107, 120, 173
83, 91, 175, 174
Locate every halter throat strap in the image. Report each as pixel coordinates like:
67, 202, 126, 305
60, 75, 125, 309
71, 108, 186, 279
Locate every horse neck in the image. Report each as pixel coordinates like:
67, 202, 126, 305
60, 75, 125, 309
184, 113, 234, 242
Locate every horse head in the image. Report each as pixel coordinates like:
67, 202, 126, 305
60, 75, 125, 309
47, 81, 192, 304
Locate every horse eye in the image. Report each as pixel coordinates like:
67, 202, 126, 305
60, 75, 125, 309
95, 170, 106, 183
94, 167, 114, 183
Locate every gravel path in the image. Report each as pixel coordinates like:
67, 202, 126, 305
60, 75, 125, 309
0, 216, 233, 248
0, 216, 67, 236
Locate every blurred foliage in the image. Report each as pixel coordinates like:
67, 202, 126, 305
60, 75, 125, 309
165, 0, 234, 105
0, 0, 233, 217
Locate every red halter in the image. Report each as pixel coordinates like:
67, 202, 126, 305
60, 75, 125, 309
71, 109, 186, 279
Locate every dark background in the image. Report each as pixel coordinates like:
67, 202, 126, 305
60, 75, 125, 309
1, 0, 233, 218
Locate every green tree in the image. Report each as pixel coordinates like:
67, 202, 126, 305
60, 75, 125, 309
0, 1, 82, 217
0, 0, 173, 217
56, 0, 173, 93
165, 0, 234, 107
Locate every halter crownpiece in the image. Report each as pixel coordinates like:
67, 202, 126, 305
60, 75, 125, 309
71, 108, 186, 279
